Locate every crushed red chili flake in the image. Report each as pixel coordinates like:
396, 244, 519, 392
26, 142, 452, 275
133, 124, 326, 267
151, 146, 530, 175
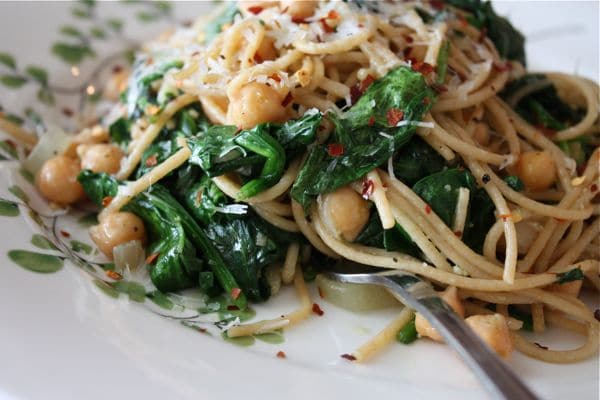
61, 107, 74, 117
112, 64, 123, 74
499, 213, 512, 221
594, 309, 600, 321
312, 303, 324, 316
535, 125, 556, 138
457, 14, 468, 27
386, 108, 405, 126
327, 143, 344, 157
196, 326, 208, 333
253, 53, 263, 64
403, 34, 414, 44
291, 16, 306, 24
5, 139, 16, 148
422, 97, 430, 105
534, 342, 549, 350
493, 61, 512, 72
281, 92, 294, 107
477, 27, 488, 43
454, 231, 462, 237
411, 61, 434, 75
341, 353, 356, 361
60, 230, 71, 238
247, 6, 263, 14
368, 116, 375, 126
106, 270, 122, 280
350, 75, 375, 104
359, 75, 375, 93
145, 154, 158, 167
404, 47, 413, 58
276, 351, 287, 359
327, 10, 339, 19
269, 73, 282, 82
146, 252, 160, 265
361, 179, 374, 200
231, 287, 242, 300
102, 196, 113, 207
430, 0, 445, 10
320, 19, 335, 33
350, 85, 362, 104
591, 184, 598, 192
424, 204, 432, 215
227, 305, 240, 311
318, 287, 325, 299
431, 83, 448, 93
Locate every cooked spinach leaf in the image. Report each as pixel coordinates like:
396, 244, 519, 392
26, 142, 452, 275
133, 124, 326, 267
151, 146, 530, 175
556, 268, 584, 284
393, 136, 447, 186
446, 0, 526, 64
436, 41, 450, 84
356, 211, 419, 256
203, 2, 239, 44
396, 315, 418, 344
503, 175, 524, 192
291, 66, 436, 210
77, 170, 118, 205
108, 117, 131, 147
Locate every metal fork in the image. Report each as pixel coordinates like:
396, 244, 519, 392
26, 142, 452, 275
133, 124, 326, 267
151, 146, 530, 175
324, 270, 539, 400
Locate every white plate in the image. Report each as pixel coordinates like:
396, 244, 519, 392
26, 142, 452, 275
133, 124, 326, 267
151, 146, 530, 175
0, 2, 598, 400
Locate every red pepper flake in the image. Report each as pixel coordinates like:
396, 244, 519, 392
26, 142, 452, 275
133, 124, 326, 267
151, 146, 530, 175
386, 108, 405, 126
431, 83, 448, 93
327, 10, 339, 19
404, 46, 413, 58
430, 0, 445, 10
534, 342, 549, 350
145, 252, 159, 265
424, 204, 432, 215
357, 23, 364, 28
61, 107, 74, 117
535, 125, 556, 138
318, 287, 325, 299
320, 19, 335, 33
145, 154, 158, 167
457, 14, 468, 28
312, 303, 324, 316
281, 92, 294, 107
341, 353, 356, 361
454, 231, 462, 237
350, 85, 362, 105
361, 179, 374, 200
231, 287, 242, 300
112, 64, 123, 74
367, 116, 375, 126
327, 143, 344, 157
493, 61, 512, 72
253, 52, 263, 64
554, 217, 566, 223
477, 27, 488, 43
227, 305, 240, 311
350, 75, 375, 104
106, 270, 122, 280
4, 139, 15, 148
499, 213, 512, 221
102, 196, 113, 207
422, 97, 430, 105
60, 230, 71, 238
276, 350, 287, 359
403, 35, 414, 44
196, 326, 208, 333
291, 16, 306, 24
594, 309, 600, 321
359, 75, 375, 93
247, 6, 263, 14
590, 184, 598, 192
269, 73, 282, 82
411, 61, 434, 75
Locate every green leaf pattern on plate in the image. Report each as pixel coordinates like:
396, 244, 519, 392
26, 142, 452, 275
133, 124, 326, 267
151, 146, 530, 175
0, 199, 19, 217
9, 185, 29, 203
31, 234, 58, 250
8, 249, 63, 273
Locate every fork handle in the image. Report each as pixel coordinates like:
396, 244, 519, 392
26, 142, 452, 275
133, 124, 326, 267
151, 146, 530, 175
419, 297, 538, 400
382, 275, 539, 400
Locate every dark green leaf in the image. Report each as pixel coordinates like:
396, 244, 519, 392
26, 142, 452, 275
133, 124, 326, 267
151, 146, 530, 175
71, 240, 92, 254
556, 268, 584, 284
136, 11, 158, 22
436, 41, 450, 84
77, 170, 119, 205
0, 75, 27, 88
393, 136, 446, 186
504, 175, 524, 192
108, 117, 131, 146
0, 140, 18, 158
291, 66, 436, 210
0, 52, 16, 69
9, 185, 29, 203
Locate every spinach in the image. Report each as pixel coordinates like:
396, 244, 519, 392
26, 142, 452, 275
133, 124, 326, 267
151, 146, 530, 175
356, 211, 419, 257
124, 57, 183, 119
203, 2, 239, 44
446, 0, 526, 65
188, 111, 322, 199
436, 41, 450, 84
108, 118, 131, 147
503, 175, 524, 192
181, 174, 229, 225
292, 66, 436, 210
77, 170, 118, 205
137, 138, 179, 179
413, 169, 495, 252
559, 136, 597, 167
556, 268, 584, 284
126, 185, 248, 308
396, 315, 418, 344
393, 136, 447, 186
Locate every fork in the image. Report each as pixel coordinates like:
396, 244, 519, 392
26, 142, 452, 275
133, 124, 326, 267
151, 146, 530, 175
324, 270, 539, 400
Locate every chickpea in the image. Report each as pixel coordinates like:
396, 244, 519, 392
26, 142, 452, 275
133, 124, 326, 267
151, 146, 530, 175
78, 144, 124, 174
255, 36, 277, 62
516, 151, 556, 191
321, 186, 370, 242
36, 155, 85, 205
90, 212, 147, 259
280, 0, 317, 20
465, 314, 514, 359
227, 82, 288, 129
416, 286, 464, 342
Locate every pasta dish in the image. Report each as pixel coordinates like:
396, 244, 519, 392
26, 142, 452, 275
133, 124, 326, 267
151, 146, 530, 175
6, 0, 599, 364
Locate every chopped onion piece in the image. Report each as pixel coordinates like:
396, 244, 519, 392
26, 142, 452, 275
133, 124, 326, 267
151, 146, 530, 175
113, 240, 145, 273
22, 124, 72, 175
316, 274, 400, 312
